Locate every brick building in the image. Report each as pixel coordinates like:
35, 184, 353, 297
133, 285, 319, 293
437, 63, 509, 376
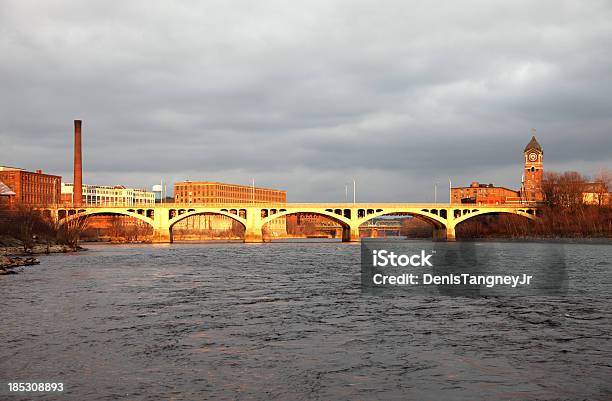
451, 182, 521, 205
173, 181, 287, 236
0, 166, 61, 206
174, 181, 286, 204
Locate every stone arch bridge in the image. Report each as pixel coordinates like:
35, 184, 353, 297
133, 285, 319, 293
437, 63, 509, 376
42, 203, 539, 243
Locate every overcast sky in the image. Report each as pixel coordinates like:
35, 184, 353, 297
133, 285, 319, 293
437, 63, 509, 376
1, 0, 611, 202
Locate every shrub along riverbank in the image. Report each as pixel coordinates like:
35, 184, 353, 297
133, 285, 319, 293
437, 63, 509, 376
456, 206, 612, 239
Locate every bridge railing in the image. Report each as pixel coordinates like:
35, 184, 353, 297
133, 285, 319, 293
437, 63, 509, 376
41, 202, 540, 209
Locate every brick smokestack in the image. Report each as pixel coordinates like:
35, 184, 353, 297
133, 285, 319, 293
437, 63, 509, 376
73, 120, 83, 206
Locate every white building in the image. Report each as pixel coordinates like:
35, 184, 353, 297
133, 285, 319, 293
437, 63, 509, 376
62, 183, 155, 206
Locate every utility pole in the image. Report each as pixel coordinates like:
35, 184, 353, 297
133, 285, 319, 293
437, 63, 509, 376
520, 174, 525, 205
345, 184, 348, 203
434, 182, 438, 205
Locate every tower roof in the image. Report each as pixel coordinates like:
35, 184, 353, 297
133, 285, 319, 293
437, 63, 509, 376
524, 136, 542, 152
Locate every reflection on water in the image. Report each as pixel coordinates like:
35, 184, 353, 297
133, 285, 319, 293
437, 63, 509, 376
0, 241, 610, 400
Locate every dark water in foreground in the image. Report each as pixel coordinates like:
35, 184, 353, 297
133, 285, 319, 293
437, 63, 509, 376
1, 241, 611, 401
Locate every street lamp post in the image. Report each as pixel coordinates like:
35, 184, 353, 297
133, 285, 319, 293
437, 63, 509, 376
434, 182, 438, 205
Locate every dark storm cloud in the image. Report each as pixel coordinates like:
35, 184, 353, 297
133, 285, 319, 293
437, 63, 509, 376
1, 0, 611, 202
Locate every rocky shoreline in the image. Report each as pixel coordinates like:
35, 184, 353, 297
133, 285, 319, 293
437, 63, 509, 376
0, 255, 40, 274
0, 243, 74, 257
0, 243, 81, 275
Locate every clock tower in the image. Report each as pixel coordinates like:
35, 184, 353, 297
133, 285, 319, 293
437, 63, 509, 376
523, 135, 544, 202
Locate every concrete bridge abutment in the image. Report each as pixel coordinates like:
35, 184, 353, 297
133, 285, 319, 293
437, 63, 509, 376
151, 209, 173, 243
433, 226, 456, 242
244, 211, 264, 243
244, 228, 264, 243
342, 226, 361, 242
152, 228, 173, 243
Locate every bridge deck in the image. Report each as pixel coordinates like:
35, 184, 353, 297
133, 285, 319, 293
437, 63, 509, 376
47, 202, 537, 209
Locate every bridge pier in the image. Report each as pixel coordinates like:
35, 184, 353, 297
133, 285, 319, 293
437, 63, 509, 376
342, 226, 361, 242
152, 228, 173, 243
244, 228, 263, 243
433, 226, 456, 242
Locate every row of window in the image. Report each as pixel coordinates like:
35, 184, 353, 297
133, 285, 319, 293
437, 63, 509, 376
80, 195, 155, 205
176, 185, 285, 198
174, 197, 285, 204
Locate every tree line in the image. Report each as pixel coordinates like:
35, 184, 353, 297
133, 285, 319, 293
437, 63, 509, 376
458, 169, 612, 238
0, 204, 88, 252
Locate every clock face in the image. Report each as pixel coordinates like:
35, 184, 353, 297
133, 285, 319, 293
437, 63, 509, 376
528, 152, 538, 162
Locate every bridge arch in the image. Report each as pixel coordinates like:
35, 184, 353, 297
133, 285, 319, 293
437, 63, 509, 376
168, 209, 248, 231
59, 209, 155, 227
453, 208, 537, 227
355, 209, 449, 230
260, 209, 352, 230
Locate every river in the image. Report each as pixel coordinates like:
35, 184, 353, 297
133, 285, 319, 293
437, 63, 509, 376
1, 240, 610, 400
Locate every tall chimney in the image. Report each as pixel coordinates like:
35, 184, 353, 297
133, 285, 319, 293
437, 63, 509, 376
73, 120, 83, 206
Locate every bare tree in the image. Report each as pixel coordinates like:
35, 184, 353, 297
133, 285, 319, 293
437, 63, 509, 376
131, 220, 152, 242
61, 215, 89, 250
35, 211, 61, 253
0, 200, 10, 235
542, 171, 561, 207
543, 171, 587, 209
108, 215, 123, 240
559, 171, 587, 209
12, 204, 41, 253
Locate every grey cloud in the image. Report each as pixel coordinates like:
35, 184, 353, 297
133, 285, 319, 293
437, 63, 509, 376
1, 0, 611, 201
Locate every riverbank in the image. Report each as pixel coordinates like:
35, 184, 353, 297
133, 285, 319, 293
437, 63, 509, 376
0, 244, 76, 275
0, 243, 77, 256
0, 235, 85, 274
453, 233, 612, 241
0, 255, 40, 274
0, 245, 84, 275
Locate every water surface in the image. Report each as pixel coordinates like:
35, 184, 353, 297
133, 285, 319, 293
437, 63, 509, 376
1, 241, 610, 400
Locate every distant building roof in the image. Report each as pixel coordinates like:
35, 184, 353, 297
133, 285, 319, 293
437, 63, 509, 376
62, 183, 150, 192
452, 183, 519, 193
0, 165, 24, 171
0, 180, 16, 196
524, 136, 543, 152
